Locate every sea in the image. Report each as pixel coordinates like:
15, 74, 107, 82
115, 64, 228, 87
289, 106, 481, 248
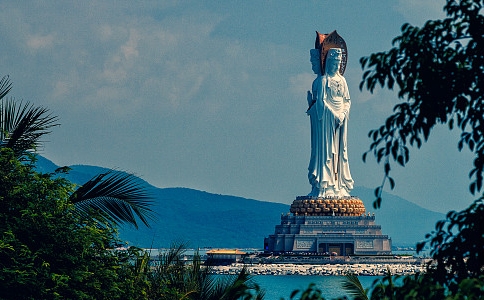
250, 275, 382, 300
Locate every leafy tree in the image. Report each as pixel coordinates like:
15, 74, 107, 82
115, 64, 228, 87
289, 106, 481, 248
360, 0, 484, 207
0, 75, 154, 228
0, 148, 145, 299
416, 195, 484, 294
358, 0, 484, 298
0, 74, 156, 298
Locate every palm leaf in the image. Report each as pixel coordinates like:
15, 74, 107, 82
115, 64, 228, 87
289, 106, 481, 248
0, 98, 59, 156
70, 170, 155, 228
203, 267, 263, 300
0, 75, 13, 100
341, 272, 369, 300
160, 242, 188, 267
148, 243, 265, 300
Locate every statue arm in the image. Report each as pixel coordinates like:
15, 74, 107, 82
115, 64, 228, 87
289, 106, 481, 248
311, 76, 324, 119
307, 91, 314, 107
343, 100, 350, 118
342, 77, 351, 118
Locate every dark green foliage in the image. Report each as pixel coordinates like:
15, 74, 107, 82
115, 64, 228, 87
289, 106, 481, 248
367, 272, 484, 299
360, 0, 484, 206
341, 267, 484, 299
285, 283, 326, 300
341, 272, 369, 300
70, 170, 155, 229
206, 267, 265, 300
418, 196, 484, 292
0, 148, 140, 299
126, 242, 265, 300
369, 272, 445, 300
356, 0, 484, 299
0, 76, 59, 159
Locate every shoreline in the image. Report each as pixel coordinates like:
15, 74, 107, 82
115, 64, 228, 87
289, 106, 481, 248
210, 262, 427, 276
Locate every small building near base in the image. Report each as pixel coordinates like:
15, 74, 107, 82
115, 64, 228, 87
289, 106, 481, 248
206, 249, 246, 265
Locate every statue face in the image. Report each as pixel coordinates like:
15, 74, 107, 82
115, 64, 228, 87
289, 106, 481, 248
310, 55, 321, 75
325, 58, 341, 76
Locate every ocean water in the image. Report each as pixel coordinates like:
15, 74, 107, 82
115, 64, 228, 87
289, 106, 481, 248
252, 275, 382, 300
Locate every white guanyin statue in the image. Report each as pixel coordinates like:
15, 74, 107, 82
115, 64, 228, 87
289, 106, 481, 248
306, 31, 354, 198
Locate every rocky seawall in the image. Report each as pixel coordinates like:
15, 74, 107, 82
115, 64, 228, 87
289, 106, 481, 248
210, 262, 427, 276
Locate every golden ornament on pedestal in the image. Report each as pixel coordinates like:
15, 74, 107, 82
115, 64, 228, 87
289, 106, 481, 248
289, 196, 365, 216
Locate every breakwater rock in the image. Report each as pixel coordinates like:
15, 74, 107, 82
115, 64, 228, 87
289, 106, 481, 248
209, 263, 426, 276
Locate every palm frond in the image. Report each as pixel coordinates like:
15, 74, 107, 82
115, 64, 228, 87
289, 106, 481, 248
70, 170, 155, 228
0, 75, 13, 100
341, 272, 369, 300
0, 98, 59, 156
204, 267, 262, 300
160, 242, 188, 267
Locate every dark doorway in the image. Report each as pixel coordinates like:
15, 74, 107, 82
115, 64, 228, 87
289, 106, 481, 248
318, 243, 327, 253
329, 243, 341, 255
344, 243, 354, 255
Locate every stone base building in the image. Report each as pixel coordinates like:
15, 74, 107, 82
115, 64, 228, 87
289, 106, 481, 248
264, 196, 392, 255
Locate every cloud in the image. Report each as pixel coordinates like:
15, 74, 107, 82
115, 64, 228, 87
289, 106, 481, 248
288, 72, 313, 101
121, 29, 140, 60
27, 34, 55, 50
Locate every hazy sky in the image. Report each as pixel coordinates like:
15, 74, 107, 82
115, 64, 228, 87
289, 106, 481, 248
1, 0, 476, 214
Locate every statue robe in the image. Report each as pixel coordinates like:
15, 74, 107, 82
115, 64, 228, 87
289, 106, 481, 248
307, 74, 354, 197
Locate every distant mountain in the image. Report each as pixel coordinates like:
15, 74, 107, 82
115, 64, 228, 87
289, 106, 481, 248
34, 155, 60, 173
35, 156, 446, 249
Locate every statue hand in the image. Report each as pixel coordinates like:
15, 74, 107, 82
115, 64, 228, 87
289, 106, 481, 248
307, 91, 313, 106
338, 113, 345, 125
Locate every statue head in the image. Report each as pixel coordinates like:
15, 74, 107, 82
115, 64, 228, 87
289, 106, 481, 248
310, 48, 321, 75
315, 30, 347, 75
325, 48, 342, 76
